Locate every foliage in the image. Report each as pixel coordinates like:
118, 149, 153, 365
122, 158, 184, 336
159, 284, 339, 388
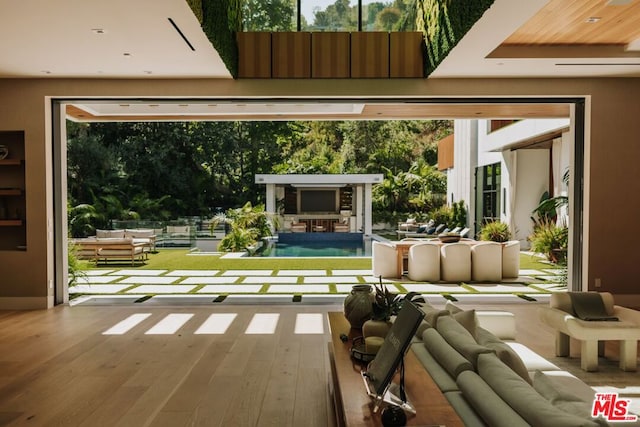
478, 221, 511, 242
416, 0, 495, 76
67, 119, 450, 230
213, 202, 273, 252
200, 0, 241, 77
371, 280, 425, 321
67, 241, 87, 286
186, 0, 203, 23
532, 169, 569, 227
450, 200, 467, 228
528, 220, 568, 264
428, 204, 453, 227
242, 0, 295, 31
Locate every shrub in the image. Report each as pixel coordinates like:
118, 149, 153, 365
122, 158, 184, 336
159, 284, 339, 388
529, 220, 568, 264
428, 205, 453, 226
479, 221, 511, 242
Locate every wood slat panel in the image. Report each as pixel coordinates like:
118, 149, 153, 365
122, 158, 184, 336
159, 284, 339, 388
351, 32, 389, 78
311, 32, 350, 78
390, 32, 424, 78
272, 32, 311, 78
504, 0, 640, 45
437, 134, 454, 171
237, 32, 272, 78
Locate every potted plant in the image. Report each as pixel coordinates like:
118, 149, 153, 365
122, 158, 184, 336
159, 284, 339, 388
478, 220, 512, 242
363, 279, 425, 338
528, 219, 568, 264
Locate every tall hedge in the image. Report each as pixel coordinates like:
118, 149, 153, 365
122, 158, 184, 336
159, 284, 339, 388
187, 0, 241, 78
417, 0, 495, 76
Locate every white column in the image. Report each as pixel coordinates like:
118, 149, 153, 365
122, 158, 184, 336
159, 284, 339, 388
265, 184, 276, 213
364, 183, 373, 235
356, 185, 363, 232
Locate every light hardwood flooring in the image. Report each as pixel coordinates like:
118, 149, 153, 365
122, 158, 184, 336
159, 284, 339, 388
0, 301, 638, 426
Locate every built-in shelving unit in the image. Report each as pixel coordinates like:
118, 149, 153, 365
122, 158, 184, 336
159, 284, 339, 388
0, 131, 26, 251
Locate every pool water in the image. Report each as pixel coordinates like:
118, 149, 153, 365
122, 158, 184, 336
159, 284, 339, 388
258, 238, 372, 257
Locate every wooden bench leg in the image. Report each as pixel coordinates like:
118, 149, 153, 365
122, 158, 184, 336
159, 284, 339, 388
619, 340, 638, 372
556, 332, 570, 357
581, 340, 599, 371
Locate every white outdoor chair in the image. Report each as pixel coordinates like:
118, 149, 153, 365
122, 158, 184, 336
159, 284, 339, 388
502, 240, 521, 278
471, 241, 503, 281
440, 243, 471, 282
372, 241, 398, 279
407, 242, 440, 282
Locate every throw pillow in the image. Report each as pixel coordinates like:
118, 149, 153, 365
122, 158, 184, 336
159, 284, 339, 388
453, 309, 478, 337
476, 326, 531, 384
422, 305, 450, 327
437, 315, 493, 368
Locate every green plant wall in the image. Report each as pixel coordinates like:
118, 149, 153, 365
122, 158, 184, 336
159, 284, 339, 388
187, 0, 241, 78
417, 0, 495, 76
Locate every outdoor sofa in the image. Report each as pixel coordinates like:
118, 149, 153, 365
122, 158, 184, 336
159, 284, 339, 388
411, 302, 610, 426
73, 228, 156, 264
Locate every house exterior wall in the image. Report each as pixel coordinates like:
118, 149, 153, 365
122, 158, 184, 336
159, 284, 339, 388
1, 77, 640, 307
513, 149, 549, 247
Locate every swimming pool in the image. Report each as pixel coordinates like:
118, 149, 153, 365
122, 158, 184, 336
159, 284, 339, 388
257, 233, 372, 257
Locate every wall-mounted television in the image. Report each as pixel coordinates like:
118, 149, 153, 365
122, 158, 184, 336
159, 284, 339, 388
299, 189, 338, 213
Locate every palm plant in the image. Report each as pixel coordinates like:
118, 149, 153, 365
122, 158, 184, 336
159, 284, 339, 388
371, 280, 425, 321
212, 202, 274, 253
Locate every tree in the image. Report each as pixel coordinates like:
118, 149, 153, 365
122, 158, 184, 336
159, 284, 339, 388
243, 0, 295, 31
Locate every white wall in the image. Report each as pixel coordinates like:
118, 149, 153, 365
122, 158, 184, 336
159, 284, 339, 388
514, 149, 549, 246
447, 120, 477, 231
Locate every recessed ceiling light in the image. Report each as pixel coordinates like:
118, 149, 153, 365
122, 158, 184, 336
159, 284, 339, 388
585, 17, 601, 23
91, 28, 105, 34
41, 70, 51, 74
149, 104, 159, 108
178, 104, 188, 107
119, 104, 130, 108
143, 70, 152, 74
123, 52, 132, 57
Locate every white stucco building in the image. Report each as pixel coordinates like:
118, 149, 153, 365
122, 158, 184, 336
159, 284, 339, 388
441, 119, 571, 248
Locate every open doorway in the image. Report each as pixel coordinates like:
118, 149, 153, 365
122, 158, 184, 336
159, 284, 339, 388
51, 97, 585, 306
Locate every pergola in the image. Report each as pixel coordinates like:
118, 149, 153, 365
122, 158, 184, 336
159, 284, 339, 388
255, 174, 383, 235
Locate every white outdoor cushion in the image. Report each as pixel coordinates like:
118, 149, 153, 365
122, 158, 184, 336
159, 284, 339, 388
502, 240, 520, 278
371, 241, 397, 279
407, 242, 440, 282
440, 243, 471, 282
471, 241, 502, 282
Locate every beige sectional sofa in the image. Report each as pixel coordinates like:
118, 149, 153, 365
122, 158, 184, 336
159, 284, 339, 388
411, 302, 614, 426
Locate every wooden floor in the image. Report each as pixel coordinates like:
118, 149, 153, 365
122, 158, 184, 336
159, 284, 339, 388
0, 301, 638, 426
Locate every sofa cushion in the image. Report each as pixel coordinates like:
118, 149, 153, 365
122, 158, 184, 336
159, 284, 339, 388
437, 315, 493, 368
422, 328, 473, 379
443, 391, 490, 427
423, 304, 450, 327
477, 353, 601, 427
452, 309, 478, 336
533, 371, 609, 427
475, 326, 532, 384
411, 342, 458, 393
125, 228, 154, 238
457, 370, 529, 427
96, 229, 125, 238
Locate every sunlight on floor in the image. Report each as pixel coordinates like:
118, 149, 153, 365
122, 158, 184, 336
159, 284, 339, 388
102, 313, 152, 335
245, 313, 280, 334
145, 313, 194, 335
195, 313, 237, 334
294, 313, 325, 334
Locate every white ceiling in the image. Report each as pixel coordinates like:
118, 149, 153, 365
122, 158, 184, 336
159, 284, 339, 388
0, 0, 230, 78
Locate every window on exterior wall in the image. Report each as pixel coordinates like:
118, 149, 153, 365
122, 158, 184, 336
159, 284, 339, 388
243, 0, 297, 31
302, 0, 357, 31
475, 163, 501, 234
243, 0, 417, 32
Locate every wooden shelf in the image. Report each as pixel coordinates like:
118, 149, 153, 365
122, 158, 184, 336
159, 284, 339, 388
0, 219, 23, 226
0, 159, 22, 166
0, 189, 22, 196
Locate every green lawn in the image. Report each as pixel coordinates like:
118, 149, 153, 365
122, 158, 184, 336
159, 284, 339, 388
81, 249, 555, 272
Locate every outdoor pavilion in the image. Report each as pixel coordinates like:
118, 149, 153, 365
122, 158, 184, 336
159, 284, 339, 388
255, 174, 383, 235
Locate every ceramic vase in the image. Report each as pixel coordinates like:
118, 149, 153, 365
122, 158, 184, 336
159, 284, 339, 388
343, 284, 373, 329
362, 319, 392, 339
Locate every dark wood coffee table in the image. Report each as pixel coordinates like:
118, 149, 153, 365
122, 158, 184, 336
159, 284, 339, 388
327, 312, 463, 427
